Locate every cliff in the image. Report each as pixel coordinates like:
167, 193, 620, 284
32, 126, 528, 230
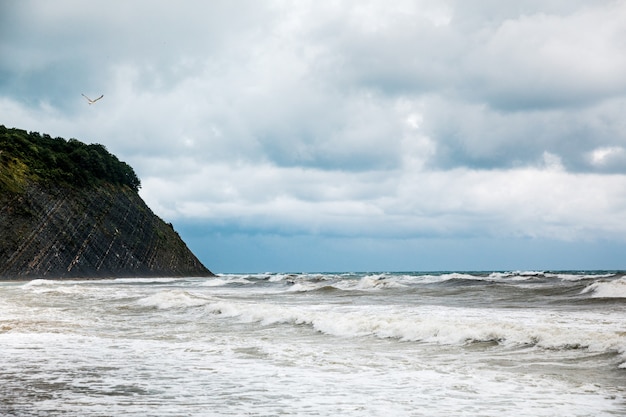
0, 125, 214, 279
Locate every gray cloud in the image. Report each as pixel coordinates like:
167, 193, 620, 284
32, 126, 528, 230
2, 0, 626, 270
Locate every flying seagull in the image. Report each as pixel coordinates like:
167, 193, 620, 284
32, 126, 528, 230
82, 93, 104, 105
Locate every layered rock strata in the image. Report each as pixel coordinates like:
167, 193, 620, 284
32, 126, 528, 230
0, 126, 214, 279
0, 183, 213, 279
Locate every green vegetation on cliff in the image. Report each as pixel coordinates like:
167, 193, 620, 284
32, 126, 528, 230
0, 125, 213, 279
0, 125, 140, 193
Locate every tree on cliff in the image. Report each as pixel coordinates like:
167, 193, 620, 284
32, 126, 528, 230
0, 125, 141, 192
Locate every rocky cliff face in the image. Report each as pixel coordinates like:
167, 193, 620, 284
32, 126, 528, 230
0, 184, 213, 279
0, 126, 214, 279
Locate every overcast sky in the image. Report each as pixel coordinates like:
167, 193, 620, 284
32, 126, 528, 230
2, 1, 626, 272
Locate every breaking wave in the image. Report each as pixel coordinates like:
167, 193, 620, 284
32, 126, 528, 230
581, 277, 626, 299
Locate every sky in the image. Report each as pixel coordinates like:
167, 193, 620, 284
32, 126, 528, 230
2, 1, 626, 273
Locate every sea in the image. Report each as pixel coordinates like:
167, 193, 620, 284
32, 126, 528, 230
0, 271, 625, 416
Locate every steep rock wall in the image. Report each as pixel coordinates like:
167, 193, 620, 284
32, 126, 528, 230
0, 184, 214, 279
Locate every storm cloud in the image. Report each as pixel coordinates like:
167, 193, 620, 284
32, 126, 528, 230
2, 1, 626, 271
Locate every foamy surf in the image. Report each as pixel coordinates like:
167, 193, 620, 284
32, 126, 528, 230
136, 290, 214, 309
1, 270, 624, 416
581, 277, 626, 298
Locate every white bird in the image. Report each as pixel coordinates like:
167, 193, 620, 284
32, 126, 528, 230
82, 93, 104, 105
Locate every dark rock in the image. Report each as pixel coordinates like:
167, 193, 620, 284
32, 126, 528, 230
0, 126, 214, 279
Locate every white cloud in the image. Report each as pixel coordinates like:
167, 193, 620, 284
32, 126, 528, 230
540, 151, 564, 171
588, 146, 626, 171
462, 1, 626, 109
136, 155, 626, 242
3, 0, 626, 271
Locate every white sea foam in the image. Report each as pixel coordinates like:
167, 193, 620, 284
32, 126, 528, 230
198, 276, 255, 287
199, 277, 230, 286
510, 270, 545, 276
2, 273, 624, 416
581, 277, 626, 298
194, 297, 626, 359
488, 271, 542, 281
20, 279, 88, 296
548, 272, 617, 281
324, 308, 623, 354
355, 275, 407, 290
284, 275, 407, 292
285, 281, 324, 292
114, 277, 183, 283
392, 274, 441, 284
21, 278, 57, 287
136, 290, 213, 309
488, 271, 614, 282
268, 274, 289, 282
1, 329, 621, 417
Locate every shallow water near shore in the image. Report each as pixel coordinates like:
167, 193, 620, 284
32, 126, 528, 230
1, 271, 625, 416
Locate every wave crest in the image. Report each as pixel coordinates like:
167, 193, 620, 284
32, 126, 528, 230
581, 277, 626, 298
136, 290, 213, 309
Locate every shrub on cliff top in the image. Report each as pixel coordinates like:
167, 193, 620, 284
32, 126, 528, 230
0, 125, 141, 192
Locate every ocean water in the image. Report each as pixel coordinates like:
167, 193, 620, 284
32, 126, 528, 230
0, 271, 625, 416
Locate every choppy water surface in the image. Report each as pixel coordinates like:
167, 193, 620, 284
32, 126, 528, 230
1, 271, 625, 416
